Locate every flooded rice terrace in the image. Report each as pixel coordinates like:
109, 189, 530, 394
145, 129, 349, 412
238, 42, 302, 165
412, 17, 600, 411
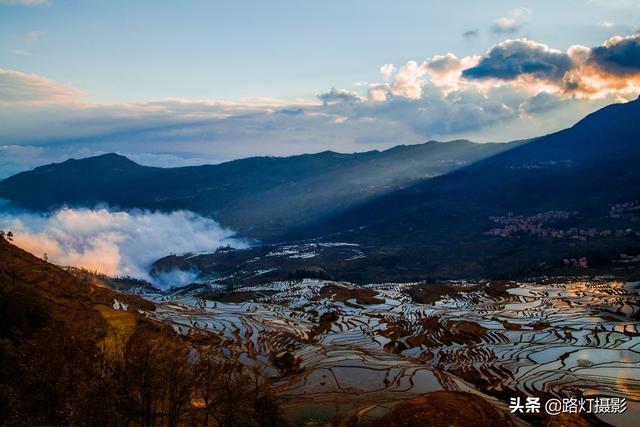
136, 277, 640, 426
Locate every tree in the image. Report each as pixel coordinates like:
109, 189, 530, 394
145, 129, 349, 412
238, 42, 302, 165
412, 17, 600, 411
192, 350, 287, 427
158, 343, 193, 427
5, 231, 13, 242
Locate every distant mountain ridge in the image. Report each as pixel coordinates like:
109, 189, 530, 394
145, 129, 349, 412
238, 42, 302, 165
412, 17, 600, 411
153, 98, 640, 284
279, 97, 640, 278
0, 139, 511, 240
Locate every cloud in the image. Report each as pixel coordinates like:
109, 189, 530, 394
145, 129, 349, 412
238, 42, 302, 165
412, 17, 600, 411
491, 8, 531, 35
598, 21, 616, 28
389, 61, 427, 99
462, 39, 573, 84
8, 49, 31, 56
276, 107, 304, 115
0, 207, 247, 288
587, 33, 640, 76
317, 87, 363, 104
0, 68, 84, 105
379, 64, 396, 81
561, 34, 640, 98
491, 17, 520, 35
0, 0, 49, 5
424, 53, 462, 75
25, 31, 44, 42
366, 61, 428, 101
463, 29, 479, 39
418, 54, 480, 94
367, 84, 389, 102
357, 84, 522, 137
519, 91, 564, 114
457, 33, 640, 98
510, 7, 532, 18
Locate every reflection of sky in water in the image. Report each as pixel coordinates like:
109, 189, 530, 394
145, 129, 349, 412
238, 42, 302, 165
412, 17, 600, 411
596, 400, 640, 427
140, 278, 639, 425
568, 348, 640, 367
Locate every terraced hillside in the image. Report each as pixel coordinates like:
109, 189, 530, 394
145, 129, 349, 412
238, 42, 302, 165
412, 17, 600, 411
136, 276, 640, 426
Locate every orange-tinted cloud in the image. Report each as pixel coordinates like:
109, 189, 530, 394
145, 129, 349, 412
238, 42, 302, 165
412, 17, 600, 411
564, 34, 640, 98
0, 208, 246, 287
460, 35, 640, 99
0, 68, 84, 105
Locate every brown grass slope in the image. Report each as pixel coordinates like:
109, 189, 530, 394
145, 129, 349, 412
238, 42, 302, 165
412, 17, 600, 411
0, 239, 287, 427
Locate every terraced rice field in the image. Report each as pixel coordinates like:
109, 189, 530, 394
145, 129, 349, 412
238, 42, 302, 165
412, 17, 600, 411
133, 278, 640, 426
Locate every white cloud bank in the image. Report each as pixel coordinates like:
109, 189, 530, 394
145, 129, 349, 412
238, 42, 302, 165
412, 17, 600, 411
0, 207, 247, 288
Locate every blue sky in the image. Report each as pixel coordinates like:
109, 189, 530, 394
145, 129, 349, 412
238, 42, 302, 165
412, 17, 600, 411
2, 0, 638, 103
1, 0, 639, 177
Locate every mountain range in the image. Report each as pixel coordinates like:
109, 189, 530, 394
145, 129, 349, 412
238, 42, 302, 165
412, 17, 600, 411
0, 139, 510, 240
1, 98, 639, 282
277, 97, 640, 278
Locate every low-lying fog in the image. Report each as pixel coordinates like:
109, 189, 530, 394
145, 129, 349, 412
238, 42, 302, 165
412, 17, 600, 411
0, 207, 248, 288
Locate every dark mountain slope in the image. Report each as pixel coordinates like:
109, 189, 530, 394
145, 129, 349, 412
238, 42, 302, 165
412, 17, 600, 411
0, 140, 510, 239
0, 153, 158, 208
494, 97, 640, 164
274, 98, 640, 278
155, 101, 640, 287
299, 98, 640, 236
